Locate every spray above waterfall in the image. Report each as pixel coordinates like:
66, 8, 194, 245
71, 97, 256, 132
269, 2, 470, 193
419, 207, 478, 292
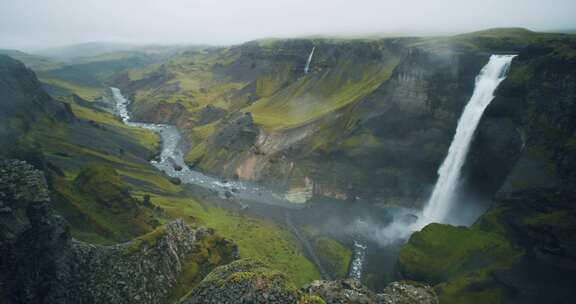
304, 46, 315, 74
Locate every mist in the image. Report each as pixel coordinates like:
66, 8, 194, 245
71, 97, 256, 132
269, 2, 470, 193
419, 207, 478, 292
1, 0, 576, 50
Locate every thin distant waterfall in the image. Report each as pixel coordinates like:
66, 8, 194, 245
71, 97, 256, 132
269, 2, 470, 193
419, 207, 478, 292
417, 55, 517, 227
304, 46, 315, 74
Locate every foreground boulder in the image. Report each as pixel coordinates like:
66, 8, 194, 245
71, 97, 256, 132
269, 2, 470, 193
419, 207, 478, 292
303, 279, 438, 304
179, 259, 438, 304
179, 259, 305, 304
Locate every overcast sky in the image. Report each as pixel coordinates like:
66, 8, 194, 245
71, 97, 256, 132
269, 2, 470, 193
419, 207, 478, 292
1, 0, 575, 50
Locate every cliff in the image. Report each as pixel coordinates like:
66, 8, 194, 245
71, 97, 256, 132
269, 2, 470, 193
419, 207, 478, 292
398, 33, 576, 304
119, 29, 572, 209
0, 160, 237, 304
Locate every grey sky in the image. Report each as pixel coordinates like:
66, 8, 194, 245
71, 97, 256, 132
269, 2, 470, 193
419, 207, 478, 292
1, 0, 575, 50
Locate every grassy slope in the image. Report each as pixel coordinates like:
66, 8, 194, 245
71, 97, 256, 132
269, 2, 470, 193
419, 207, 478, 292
247, 56, 399, 130
399, 224, 523, 303
40, 78, 105, 100
19, 94, 322, 285
4, 48, 177, 101
303, 225, 352, 278
129, 48, 244, 111
140, 193, 321, 286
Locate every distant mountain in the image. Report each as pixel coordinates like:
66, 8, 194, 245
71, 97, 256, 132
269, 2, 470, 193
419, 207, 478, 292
31, 42, 201, 61
31, 42, 140, 60
0, 55, 73, 149
0, 49, 62, 70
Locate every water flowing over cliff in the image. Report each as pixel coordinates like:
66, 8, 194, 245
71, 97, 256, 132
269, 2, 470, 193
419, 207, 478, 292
304, 46, 315, 74
418, 54, 517, 227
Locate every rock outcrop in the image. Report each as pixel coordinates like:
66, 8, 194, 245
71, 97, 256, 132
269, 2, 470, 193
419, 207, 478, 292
0, 159, 237, 304
179, 259, 438, 304
179, 259, 303, 304
303, 279, 438, 304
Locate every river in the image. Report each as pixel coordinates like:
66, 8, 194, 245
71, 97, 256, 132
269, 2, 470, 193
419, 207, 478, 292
110, 87, 368, 281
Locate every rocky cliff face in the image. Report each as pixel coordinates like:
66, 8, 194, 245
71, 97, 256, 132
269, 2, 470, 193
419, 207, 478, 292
398, 34, 576, 304
1, 159, 439, 303
155, 40, 469, 205
125, 31, 560, 208
0, 160, 237, 304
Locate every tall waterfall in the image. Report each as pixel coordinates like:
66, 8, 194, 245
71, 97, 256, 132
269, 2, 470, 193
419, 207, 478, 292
418, 54, 517, 226
304, 46, 315, 74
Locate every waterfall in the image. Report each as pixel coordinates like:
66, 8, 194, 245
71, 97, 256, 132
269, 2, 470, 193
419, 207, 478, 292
304, 46, 315, 74
417, 54, 516, 226
347, 241, 367, 280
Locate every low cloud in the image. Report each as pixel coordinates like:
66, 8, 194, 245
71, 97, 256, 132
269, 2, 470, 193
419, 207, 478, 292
1, 0, 575, 49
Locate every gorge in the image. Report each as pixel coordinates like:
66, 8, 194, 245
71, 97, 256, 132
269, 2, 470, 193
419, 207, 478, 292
1, 24, 576, 304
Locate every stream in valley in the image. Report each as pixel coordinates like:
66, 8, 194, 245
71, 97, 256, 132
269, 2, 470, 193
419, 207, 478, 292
110, 87, 368, 281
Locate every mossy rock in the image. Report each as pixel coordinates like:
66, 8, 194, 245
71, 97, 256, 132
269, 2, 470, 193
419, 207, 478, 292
179, 259, 304, 304
399, 223, 523, 283
171, 231, 239, 300
313, 237, 352, 279
298, 295, 326, 304
399, 223, 524, 304
125, 225, 167, 254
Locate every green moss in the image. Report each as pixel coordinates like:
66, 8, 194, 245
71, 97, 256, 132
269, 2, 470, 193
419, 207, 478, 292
52, 172, 158, 244
299, 295, 326, 304
314, 237, 352, 279
191, 121, 218, 141
171, 234, 237, 300
65, 98, 160, 152
185, 141, 207, 164
143, 193, 321, 286
40, 77, 104, 100
248, 57, 399, 130
399, 223, 524, 304
473, 206, 510, 235
435, 275, 509, 304
126, 226, 166, 254
400, 224, 523, 284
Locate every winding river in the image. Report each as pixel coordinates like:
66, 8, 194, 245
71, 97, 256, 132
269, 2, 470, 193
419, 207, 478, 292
112, 87, 303, 209
110, 87, 366, 280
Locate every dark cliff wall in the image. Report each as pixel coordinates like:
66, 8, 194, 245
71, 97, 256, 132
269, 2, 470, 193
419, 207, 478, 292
399, 35, 576, 304
0, 160, 237, 304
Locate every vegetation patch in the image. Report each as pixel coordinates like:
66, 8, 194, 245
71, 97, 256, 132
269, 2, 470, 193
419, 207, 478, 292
399, 223, 524, 304
141, 193, 321, 286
